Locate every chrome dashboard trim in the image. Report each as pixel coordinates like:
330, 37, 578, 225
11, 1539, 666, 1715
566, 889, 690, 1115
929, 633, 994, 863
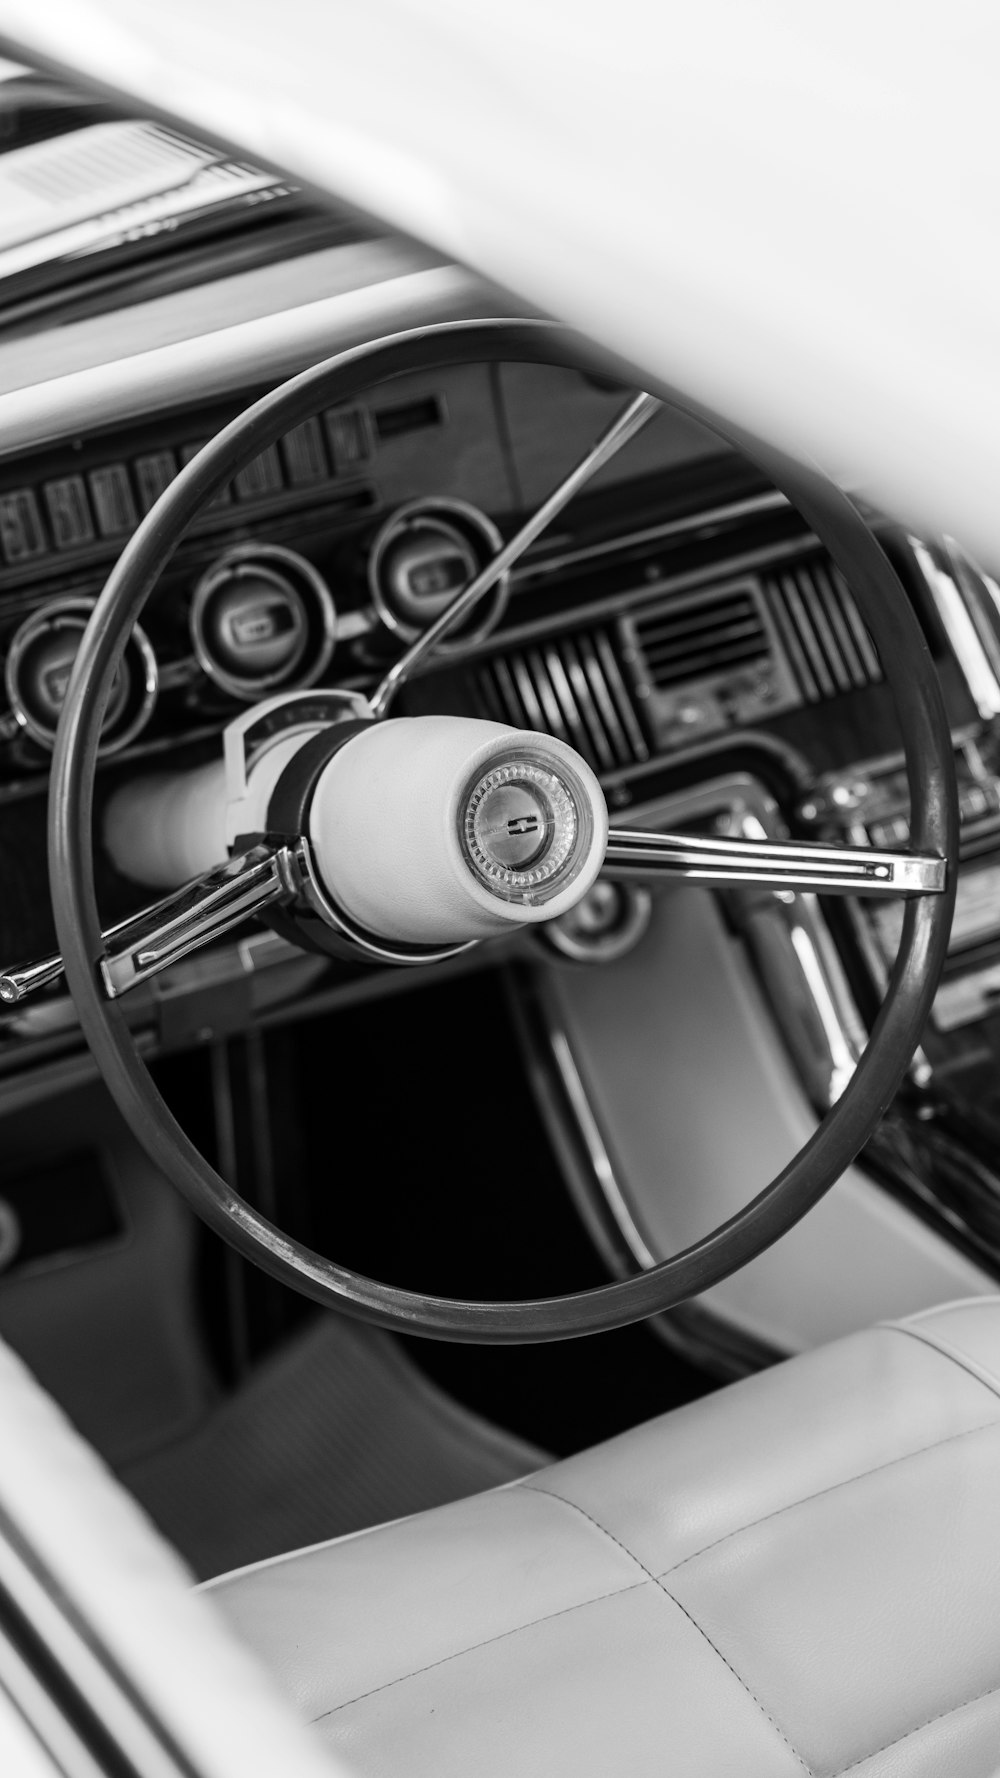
478, 533, 818, 677
909, 535, 1000, 720
511, 488, 791, 585
545, 1019, 659, 1271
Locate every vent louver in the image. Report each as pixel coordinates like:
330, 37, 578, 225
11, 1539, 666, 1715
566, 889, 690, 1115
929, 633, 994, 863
763, 557, 881, 701
629, 585, 770, 690
477, 629, 648, 773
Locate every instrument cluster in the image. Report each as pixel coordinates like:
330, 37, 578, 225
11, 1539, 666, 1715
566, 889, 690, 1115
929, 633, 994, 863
0, 359, 573, 788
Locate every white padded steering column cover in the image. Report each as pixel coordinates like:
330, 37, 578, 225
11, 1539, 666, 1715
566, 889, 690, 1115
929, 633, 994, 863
210, 1299, 1000, 1778
308, 716, 608, 944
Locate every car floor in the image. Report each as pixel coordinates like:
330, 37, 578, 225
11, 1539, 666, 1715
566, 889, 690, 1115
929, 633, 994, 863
0, 970, 717, 1587
119, 1308, 546, 1582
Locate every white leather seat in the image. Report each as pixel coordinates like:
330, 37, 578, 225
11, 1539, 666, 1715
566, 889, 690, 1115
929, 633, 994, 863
207, 1300, 1000, 1777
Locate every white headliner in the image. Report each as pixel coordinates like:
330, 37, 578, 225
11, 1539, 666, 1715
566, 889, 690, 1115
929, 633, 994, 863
2, 0, 999, 564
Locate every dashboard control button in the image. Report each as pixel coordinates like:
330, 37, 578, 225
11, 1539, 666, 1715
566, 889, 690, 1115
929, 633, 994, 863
3, 596, 157, 754
325, 407, 372, 469
368, 498, 509, 649
0, 489, 46, 563
43, 476, 95, 549
89, 464, 138, 537
281, 418, 328, 486
190, 544, 336, 701
134, 450, 177, 513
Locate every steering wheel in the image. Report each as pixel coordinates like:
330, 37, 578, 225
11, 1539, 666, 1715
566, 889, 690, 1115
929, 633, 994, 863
47, 319, 957, 1343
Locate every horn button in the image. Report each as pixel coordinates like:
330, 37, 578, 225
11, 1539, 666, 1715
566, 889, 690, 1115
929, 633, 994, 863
461, 758, 585, 903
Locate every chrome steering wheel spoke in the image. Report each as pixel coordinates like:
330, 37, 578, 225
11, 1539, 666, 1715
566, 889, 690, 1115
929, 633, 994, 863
369, 389, 661, 719
0, 845, 299, 1005
603, 828, 946, 896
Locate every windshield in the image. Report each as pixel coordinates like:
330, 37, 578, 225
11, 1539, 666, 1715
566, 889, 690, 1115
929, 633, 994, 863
0, 58, 375, 329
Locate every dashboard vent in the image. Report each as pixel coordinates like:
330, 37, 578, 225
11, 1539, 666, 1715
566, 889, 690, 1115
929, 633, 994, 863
477, 629, 648, 773
762, 556, 882, 701
628, 584, 769, 690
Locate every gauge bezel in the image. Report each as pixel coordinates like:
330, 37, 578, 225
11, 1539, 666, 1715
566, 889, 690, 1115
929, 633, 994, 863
367, 497, 509, 650
189, 542, 337, 701
4, 596, 158, 755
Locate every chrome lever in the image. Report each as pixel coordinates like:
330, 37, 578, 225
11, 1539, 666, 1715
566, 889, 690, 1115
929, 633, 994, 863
602, 828, 947, 896
0, 845, 301, 1006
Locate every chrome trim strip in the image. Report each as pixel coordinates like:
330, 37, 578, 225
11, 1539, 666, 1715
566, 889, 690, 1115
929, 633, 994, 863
604, 827, 946, 895
511, 488, 791, 585
578, 632, 632, 765
789, 915, 863, 1102
561, 635, 615, 771
594, 629, 650, 760
546, 1023, 659, 1270
542, 641, 592, 760
525, 644, 567, 741
512, 967, 786, 1375
909, 536, 1000, 720
506, 653, 547, 734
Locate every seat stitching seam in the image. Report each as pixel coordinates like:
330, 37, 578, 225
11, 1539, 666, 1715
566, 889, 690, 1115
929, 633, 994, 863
522, 1484, 812, 1775
830, 1675, 1000, 1776
657, 1580, 814, 1777
520, 1484, 662, 1583
885, 1321, 1000, 1401
308, 1580, 646, 1722
658, 1413, 999, 1580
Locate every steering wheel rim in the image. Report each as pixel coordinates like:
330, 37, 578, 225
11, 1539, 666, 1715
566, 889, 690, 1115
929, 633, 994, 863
48, 318, 958, 1343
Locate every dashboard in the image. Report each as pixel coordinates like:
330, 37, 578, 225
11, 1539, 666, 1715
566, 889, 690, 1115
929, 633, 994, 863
3, 245, 1000, 1293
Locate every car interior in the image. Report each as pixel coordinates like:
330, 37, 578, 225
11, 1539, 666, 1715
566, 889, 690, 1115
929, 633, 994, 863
1, 43, 1000, 1778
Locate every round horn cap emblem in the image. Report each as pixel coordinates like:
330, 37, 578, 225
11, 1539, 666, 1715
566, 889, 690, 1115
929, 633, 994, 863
460, 754, 592, 904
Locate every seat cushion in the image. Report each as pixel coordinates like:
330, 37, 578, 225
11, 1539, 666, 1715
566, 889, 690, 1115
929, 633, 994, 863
206, 1300, 1000, 1777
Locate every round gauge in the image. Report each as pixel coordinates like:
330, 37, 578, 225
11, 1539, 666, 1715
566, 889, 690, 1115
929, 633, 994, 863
368, 498, 509, 649
190, 544, 336, 701
4, 597, 157, 754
